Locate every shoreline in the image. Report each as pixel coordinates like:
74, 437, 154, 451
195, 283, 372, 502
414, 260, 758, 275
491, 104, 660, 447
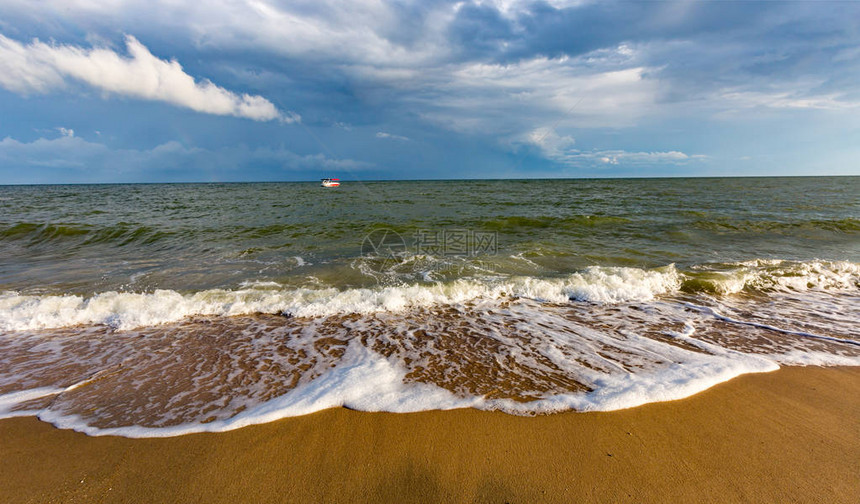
1, 366, 858, 503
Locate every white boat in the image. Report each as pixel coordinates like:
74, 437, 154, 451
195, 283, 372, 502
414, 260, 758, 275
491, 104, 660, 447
321, 178, 340, 187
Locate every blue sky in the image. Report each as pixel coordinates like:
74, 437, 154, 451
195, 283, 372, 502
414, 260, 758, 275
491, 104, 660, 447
0, 0, 858, 183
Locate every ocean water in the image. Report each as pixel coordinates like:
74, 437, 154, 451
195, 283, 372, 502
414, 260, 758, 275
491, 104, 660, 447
0, 177, 858, 437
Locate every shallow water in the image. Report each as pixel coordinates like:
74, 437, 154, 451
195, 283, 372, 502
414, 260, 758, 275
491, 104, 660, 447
0, 177, 857, 436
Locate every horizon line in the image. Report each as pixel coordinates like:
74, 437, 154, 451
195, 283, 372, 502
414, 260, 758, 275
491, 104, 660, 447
1, 173, 858, 186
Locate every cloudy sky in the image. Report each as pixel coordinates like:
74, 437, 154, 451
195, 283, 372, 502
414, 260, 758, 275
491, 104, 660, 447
0, 0, 858, 183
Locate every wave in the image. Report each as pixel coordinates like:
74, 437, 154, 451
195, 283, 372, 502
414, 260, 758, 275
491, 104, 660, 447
1, 292, 856, 438
681, 259, 859, 295
693, 217, 860, 234
1, 260, 856, 332
0, 222, 174, 247
476, 215, 631, 231
0, 265, 680, 331
0, 259, 857, 438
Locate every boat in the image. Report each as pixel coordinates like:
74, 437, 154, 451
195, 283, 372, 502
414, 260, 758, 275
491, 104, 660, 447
321, 178, 340, 187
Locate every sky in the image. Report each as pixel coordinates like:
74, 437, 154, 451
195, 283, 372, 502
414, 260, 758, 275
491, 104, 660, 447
0, 0, 858, 183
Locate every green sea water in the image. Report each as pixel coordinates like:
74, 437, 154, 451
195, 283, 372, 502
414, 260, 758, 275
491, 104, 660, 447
1, 177, 857, 294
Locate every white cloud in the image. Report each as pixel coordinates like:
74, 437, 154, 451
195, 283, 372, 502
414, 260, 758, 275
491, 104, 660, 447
716, 88, 860, 111
376, 131, 410, 141
56, 127, 75, 137
0, 135, 109, 169
4, 1, 849, 137
557, 149, 705, 167
0, 34, 295, 122
523, 127, 575, 158
411, 57, 663, 133
0, 34, 65, 93
0, 135, 369, 182
472, 0, 589, 17
1, 0, 856, 154
0, 0, 453, 67
517, 130, 704, 167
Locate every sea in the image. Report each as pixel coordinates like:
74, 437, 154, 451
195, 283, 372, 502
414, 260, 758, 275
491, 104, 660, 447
0, 177, 857, 437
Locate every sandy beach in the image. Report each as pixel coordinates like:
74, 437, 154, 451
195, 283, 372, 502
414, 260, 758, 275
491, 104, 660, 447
1, 365, 857, 503
2, 0, 859, 501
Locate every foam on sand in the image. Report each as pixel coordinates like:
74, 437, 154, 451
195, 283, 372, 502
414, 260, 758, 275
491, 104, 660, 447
0, 259, 856, 438
30, 337, 778, 438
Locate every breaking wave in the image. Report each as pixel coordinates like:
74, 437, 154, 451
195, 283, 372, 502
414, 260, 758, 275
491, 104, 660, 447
0, 259, 857, 438
1, 260, 855, 332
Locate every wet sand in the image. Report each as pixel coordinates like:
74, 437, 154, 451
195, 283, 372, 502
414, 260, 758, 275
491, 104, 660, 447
1, 366, 858, 503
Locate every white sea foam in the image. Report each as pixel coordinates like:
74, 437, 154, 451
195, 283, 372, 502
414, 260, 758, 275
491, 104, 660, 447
564, 265, 680, 302
2, 261, 856, 332
0, 371, 112, 418
0, 260, 856, 438
34, 341, 480, 437
690, 259, 860, 294
0, 387, 65, 418
684, 302, 860, 348
0, 265, 683, 331
0, 294, 855, 438
25, 338, 779, 438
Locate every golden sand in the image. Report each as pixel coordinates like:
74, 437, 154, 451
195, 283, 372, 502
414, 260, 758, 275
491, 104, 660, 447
1, 366, 858, 503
